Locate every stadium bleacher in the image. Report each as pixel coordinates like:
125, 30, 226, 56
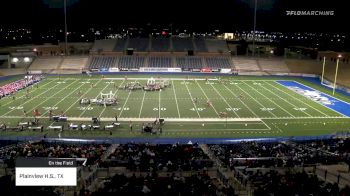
176, 56, 203, 69
193, 38, 208, 52
205, 39, 229, 53
232, 58, 261, 71
205, 56, 232, 68
118, 56, 145, 68
148, 56, 172, 67
258, 59, 290, 73
151, 37, 171, 52
60, 56, 88, 70
127, 38, 150, 52
113, 38, 128, 52
172, 37, 194, 52
91, 39, 117, 52
89, 56, 118, 70
28, 57, 63, 71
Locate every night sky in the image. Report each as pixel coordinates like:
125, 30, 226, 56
0, 0, 346, 32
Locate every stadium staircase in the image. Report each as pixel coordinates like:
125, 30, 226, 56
56, 57, 65, 70
255, 58, 263, 70
200, 144, 251, 196
144, 56, 149, 67
202, 57, 208, 68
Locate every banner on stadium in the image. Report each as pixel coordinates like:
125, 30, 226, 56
288, 73, 303, 76
139, 67, 182, 72
201, 68, 212, 72
108, 67, 120, 72
302, 74, 317, 78
220, 69, 232, 74
211, 69, 220, 72
28, 70, 42, 74
191, 69, 201, 72
275, 73, 289, 76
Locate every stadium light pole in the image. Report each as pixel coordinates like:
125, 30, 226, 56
332, 54, 342, 95
321, 56, 326, 84
252, 0, 257, 57
64, 0, 68, 56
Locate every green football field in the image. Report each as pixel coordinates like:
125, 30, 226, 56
1, 74, 350, 139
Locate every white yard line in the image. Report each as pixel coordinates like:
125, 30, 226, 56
231, 81, 277, 117
261, 120, 272, 130
222, 84, 259, 118
98, 80, 125, 118
138, 91, 147, 118
1, 79, 63, 117
242, 81, 298, 117
184, 81, 201, 118
159, 87, 161, 118
209, 83, 240, 117
171, 80, 181, 118
40, 80, 86, 116
117, 80, 138, 118
268, 81, 329, 117
195, 80, 219, 116
118, 90, 132, 118
79, 79, 111, 117
63, 79, 101, 114
1, 79, 56, 107
27, 79, 79, 115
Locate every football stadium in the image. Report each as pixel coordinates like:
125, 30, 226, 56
0, 0, 350, 195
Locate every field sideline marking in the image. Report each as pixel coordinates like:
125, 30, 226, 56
222, 84, 259, 118
233, 81, 277, 117
269, 81, 330, 117
243, 81, 298, 117
1, 116, 348, 120
0, 78, 56, 108
1, 78, 64, 117
171, 80, 181, 118
209, 83, 240, 118
184, 80, 201, 118
195, 80, 219, 116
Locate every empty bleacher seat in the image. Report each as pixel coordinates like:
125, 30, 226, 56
118, 56, 145, 68
127, 38, 149, 52
148, 56, 172, 67
88, 56, 118, 70
194, 38, 208, 52
205, 57, 232, 68
176, 57, 203, 69
172, 37, 194, 52
151, 38, 170, 52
